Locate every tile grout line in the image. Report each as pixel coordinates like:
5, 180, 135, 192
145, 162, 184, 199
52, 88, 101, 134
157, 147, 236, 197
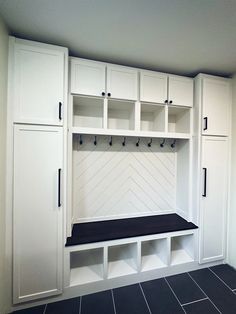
139, 283, 152, 314
79, 296, 82, 314
164, 277, 187, 314
187, 272, 222, 314
208, 267, 235, 292
181, 297, 208, 307
111, 289, 117, 314
43, 304, 47, 314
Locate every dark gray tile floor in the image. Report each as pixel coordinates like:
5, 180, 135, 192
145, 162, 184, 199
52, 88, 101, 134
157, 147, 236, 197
13, 264, 236, 314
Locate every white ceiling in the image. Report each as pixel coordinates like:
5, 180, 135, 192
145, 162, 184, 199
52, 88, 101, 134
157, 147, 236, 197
1, 0, 236, 77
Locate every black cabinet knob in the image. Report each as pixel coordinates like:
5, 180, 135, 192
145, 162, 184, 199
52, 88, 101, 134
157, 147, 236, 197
164, 100, 168, 104
169, 100, 173, 104
102, 92, 105, 96
107, 93, 111, 97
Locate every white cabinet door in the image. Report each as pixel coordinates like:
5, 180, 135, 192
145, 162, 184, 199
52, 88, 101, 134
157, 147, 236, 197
70, 58, 106, 97
140, 71, 168, 104
13, 125, 63, 303
14, 41, 66, 125
107, 65, 138, 100
168, 76, 193, 107
202, 78, 230, 136
200, 136, 228, 263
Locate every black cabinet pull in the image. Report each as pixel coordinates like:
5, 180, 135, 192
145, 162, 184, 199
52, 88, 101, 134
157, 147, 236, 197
169, 100, 173, 104
202, 167, 207, 197
102, 92, 105, 96
164, 100, 168, 104
59, 102, 62, 120
203, 117, 208, 130
58, 168, 62, 207
107, 93, 111, 97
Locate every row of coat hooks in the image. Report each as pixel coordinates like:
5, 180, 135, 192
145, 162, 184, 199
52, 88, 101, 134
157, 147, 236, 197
77, 135, 177, 148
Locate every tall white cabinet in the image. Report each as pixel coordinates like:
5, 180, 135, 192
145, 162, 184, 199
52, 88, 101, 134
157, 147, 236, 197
10, 37, 68, 303
13, 125, 63, 302
200, 136, 228, 263
194, 74, 231, 264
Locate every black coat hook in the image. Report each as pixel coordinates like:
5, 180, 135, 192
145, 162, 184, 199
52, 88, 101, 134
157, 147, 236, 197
148, 138, 152, 147
171, 140, 176, 148
122, 137, 126, 146
79, 135, 83, 145
160, 139, 165, 148
109, 136, 113, 146
94, 136, 97, 146
136, 138, 140, 147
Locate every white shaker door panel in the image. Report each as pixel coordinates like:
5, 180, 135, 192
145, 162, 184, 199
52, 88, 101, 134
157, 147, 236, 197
13, 124, 63, 303
14, 42, 65, 125
200, 136, 228, 263
140, 71, 167, 104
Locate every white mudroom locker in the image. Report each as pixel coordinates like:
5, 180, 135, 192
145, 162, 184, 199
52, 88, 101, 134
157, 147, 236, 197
6, 37, 231, 309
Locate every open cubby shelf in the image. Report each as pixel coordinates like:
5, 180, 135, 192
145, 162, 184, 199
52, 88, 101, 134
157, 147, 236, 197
108, 99, 135, 130
108, 243, 138, 278
141, 238, 168, 271
71, 96, 191, 138
68, 229, 196, 286
70, 248, 104, 286
140, 103, 166, 132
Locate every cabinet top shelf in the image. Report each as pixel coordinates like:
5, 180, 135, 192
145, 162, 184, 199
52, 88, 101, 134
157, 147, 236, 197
71, 127, 191, 139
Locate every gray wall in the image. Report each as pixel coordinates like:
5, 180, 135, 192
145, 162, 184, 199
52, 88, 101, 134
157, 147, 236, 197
228, 76, 236, 268
0, 14, 9, 314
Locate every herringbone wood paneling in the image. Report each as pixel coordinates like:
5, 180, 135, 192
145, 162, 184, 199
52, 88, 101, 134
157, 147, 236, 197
73, 136, 177, 222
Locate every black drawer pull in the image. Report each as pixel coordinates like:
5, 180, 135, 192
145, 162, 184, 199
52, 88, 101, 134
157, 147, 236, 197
202, 167, 207, 197
203, 117, 208, 130
58, 168, 62, 207
59, 102, 62, 120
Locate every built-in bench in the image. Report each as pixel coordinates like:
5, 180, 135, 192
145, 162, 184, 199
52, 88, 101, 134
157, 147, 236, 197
66, 213, 198, 246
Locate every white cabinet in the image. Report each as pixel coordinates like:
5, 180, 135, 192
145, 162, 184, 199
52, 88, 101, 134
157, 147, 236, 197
70, 58, 106, 97
202, 77, 230, 136
140, 71, 193, 107
13, 125, 63, 303
70, 58, 138, 101
140, 71, 168, 104
199, 136, 228, 263
107, 65, 138, 100
14, 39, 67, 125
168, 76, 193, 107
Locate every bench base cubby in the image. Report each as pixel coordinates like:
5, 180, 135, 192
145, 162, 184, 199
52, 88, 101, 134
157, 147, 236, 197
66, 229, 197, 289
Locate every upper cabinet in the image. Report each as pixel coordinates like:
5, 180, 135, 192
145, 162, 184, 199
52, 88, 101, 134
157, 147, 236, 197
201, 77, 231, 136
140, 71, 193, 107
140, 71, 168, 104
13, 38, 68, 125
70, 58, 138, 101
106, 65, 138, 100
168, 76, 193, 107
70, 58, 106, 97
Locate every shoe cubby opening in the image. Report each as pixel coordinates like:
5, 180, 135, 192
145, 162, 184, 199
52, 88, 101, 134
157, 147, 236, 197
141, 238, 168, 272
140, 103, 166, 132
70, 248, 104, 286
73, 95, 104, 128
168, 106, 190, 133
170, 234, 194, 266
108, 243, 138, 279
108, 99, 135, 130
